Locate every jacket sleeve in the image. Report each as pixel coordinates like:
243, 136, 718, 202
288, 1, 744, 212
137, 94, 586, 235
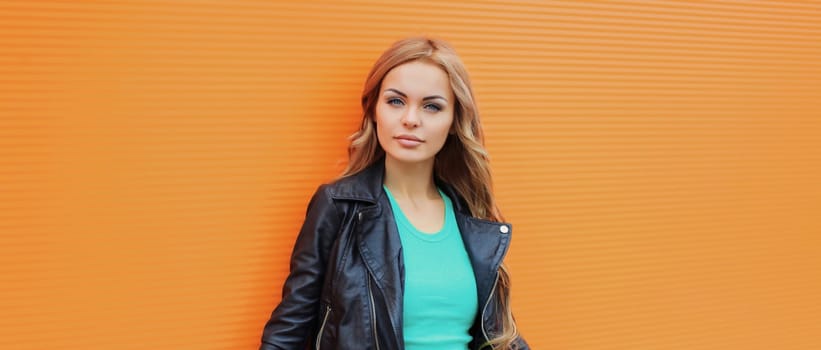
260, 184, 342, 350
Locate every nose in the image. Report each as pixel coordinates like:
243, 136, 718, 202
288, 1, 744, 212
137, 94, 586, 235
400, 107, 420, 128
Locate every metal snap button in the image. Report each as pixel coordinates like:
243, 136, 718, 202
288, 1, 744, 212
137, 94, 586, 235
499, 225, 509, 234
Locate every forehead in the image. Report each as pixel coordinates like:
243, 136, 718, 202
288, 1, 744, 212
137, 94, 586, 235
380, 60, 453, 99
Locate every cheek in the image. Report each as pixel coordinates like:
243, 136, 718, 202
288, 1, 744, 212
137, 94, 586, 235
374, 105, 402, 135
374, 104, 386, 124
373, 106, 391, 146
428, 115, 455, 152
374, 103, 394, 128
436, 114, 455, 139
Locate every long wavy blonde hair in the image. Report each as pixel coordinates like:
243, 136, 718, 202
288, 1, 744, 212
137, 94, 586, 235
339, 37, 521, 349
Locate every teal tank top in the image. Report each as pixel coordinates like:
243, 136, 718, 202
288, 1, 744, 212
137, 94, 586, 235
383, 185, 478, 350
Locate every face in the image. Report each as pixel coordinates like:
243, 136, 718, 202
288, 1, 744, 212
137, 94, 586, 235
374, 60, 455, 166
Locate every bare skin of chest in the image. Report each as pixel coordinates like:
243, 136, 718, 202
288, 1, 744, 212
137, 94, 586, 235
392, 196, 445, 234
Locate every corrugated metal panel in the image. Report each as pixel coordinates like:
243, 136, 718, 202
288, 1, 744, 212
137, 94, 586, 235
2, 1, 820, 349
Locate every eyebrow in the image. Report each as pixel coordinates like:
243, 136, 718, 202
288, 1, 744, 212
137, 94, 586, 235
384, 88, 448, 102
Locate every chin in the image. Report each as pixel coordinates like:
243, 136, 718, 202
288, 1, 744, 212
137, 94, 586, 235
385, 150, 435, 165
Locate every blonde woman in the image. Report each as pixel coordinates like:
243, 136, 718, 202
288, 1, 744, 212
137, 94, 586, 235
260, 37, 528, 350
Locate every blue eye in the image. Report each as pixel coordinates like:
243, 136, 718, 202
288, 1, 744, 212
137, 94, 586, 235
387, 98, 404, 106
424, 103, 442, 112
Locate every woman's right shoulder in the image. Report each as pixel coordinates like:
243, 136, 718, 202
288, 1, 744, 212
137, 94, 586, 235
306, 176, 362, 222
320, 169, 376, 200
312, 176, 355, 201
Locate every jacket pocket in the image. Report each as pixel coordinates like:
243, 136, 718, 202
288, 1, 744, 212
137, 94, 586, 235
315, 304, 331, 350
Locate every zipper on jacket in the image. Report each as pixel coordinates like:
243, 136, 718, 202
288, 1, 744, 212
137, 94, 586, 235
480, 273, 500, 342
367, 273, 381, 350
315, 304, 331, 350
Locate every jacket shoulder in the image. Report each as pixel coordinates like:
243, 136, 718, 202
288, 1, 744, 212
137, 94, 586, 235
321, 171, 381, 204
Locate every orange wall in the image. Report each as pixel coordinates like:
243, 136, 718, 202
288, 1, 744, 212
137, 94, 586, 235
2, 1, 821, 349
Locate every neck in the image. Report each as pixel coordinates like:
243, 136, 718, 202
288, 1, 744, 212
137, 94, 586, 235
383, 156, 438, 200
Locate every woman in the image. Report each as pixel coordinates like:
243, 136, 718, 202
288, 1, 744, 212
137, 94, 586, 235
260, 37, 528, 350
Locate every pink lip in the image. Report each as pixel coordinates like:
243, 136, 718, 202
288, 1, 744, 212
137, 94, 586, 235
395, 134, 423, 142
394, 135, 424, 148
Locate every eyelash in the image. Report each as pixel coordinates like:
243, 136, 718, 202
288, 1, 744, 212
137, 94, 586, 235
386, 98, 442, 112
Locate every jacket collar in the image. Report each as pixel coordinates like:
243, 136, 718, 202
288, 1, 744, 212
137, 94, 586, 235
328, 157, 472, 216
326, 157, 385, 204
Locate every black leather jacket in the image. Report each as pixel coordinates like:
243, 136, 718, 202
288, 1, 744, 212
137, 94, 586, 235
260, 159, 528, 350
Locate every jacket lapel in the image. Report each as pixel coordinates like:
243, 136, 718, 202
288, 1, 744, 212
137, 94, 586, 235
455, 213, 511, 316
330, 159, 403, 291
438, 181, 512, 309
332, 159, 405, 349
